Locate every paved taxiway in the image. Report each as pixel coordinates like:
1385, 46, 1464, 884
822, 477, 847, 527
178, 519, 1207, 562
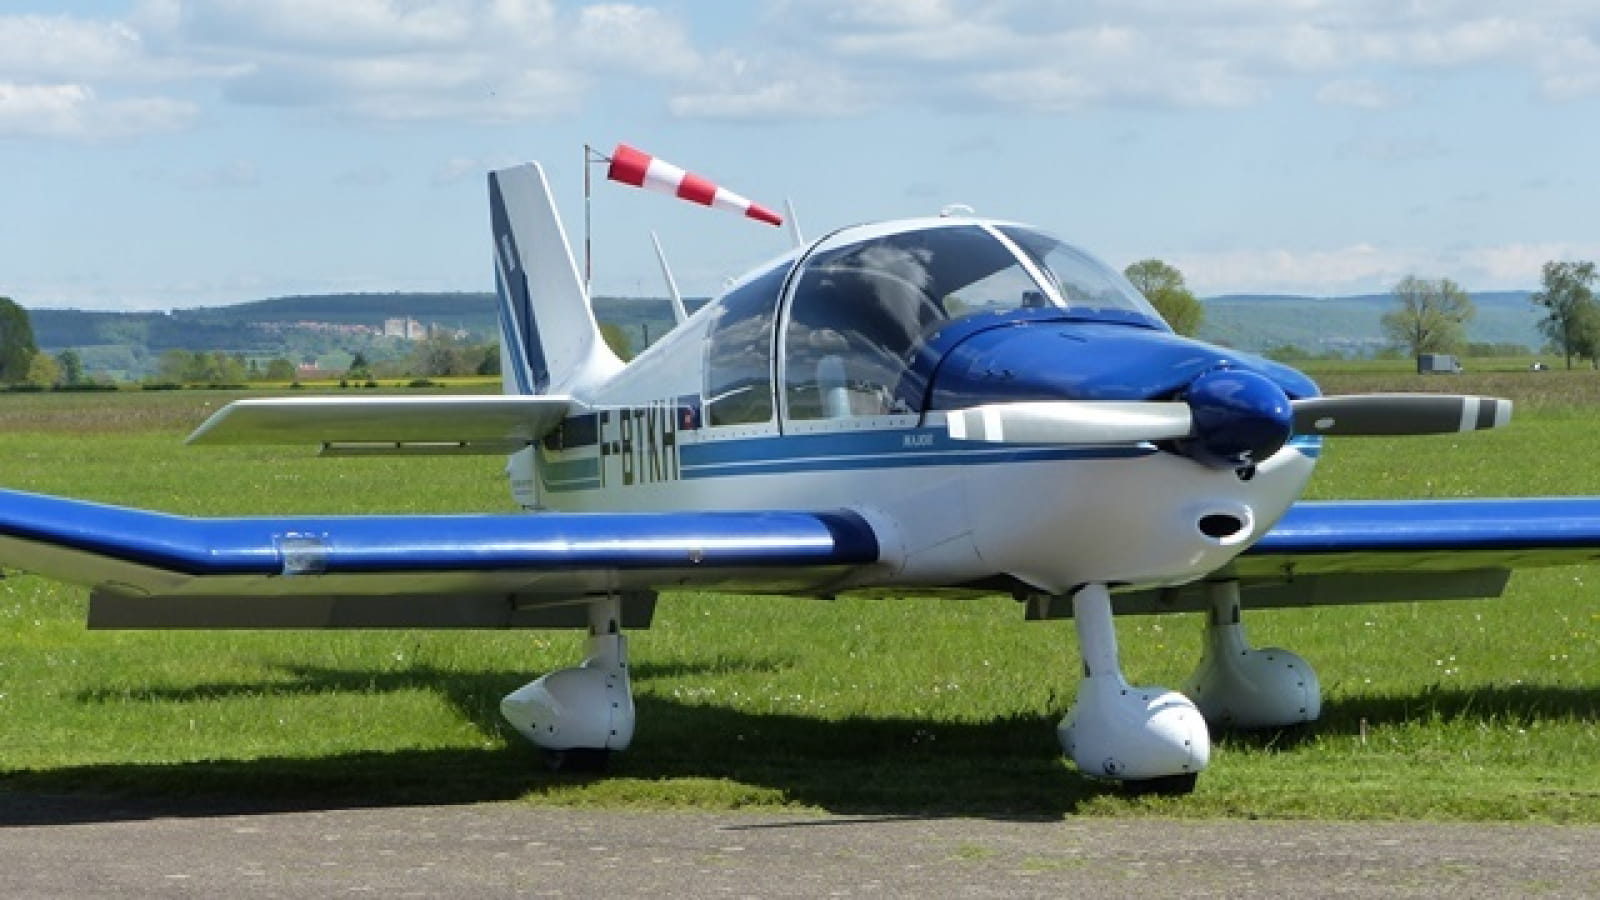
3, 796, 1596, 898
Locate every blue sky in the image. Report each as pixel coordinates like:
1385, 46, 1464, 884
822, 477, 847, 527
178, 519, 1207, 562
2, 1, 1598, 310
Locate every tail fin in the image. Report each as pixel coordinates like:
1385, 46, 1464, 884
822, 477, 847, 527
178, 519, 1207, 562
489, 162, 623, 396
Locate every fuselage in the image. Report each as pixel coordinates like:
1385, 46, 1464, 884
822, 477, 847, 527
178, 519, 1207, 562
520, 217, 1322, 595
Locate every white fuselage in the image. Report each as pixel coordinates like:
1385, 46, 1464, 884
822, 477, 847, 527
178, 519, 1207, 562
523, 405, 1317, 595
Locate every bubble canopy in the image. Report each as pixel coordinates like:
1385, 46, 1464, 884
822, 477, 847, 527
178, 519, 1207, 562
701, 220, 1170, 426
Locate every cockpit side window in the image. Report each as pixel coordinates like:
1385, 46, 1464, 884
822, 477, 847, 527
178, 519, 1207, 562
783, 225, 1037, 420
704, 262, 790, 427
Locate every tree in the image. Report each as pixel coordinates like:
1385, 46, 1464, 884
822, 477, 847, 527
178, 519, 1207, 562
154, 348, 248, 384
475, 344, 501, 377
25, 351, 61, 387
1531, 260, 1599, 370
1380, 275, 1474, 359
345, 351, 372, 382
1123, 259, 1203, 336
55, 349, 84, 385
155, 349, 195, 383
409, 335, 469, 377
599, 322, 633, 359
0, 296, 38, 383
265, 358, 298, 381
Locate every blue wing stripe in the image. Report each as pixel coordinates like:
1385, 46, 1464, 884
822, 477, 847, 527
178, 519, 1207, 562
0, 488, 880, 577
1252, 497, 1600, 556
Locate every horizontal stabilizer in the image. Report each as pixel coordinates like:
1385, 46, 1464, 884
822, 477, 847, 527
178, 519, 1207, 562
185, 395, 573, 453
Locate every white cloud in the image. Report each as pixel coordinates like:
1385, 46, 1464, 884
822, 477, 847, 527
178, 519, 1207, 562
165, 0, 487, 52
1316, 78, 1406, 108
573, 4, 702, 78
0, 15, 146, 81
7, 0, 1600, 132
1170, 239, 1600, 296
669, 58, 871, 119
0, 81, 195, 140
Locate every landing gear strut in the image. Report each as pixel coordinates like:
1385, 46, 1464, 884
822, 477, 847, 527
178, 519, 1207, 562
1183, 580, 1321, 730
501, 595, 635, 769
1057, 583, 1210, 792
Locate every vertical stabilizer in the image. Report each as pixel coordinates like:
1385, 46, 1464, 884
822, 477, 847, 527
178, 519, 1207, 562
489, 163, 623, 396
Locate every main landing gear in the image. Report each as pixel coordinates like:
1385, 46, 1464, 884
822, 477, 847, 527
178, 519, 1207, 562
1183, 580, 1321, 730
1057, 581, 1323, 793
500, 595, 635, 772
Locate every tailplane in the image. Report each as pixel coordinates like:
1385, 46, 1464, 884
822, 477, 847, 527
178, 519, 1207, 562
489, 163, 623, 396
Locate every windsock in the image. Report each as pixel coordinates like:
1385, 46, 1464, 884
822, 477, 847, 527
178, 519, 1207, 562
606, 143, 783, 227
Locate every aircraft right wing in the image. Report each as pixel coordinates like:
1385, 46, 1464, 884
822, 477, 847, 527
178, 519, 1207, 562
185, 395, 573, 455
0, 486, 882, 629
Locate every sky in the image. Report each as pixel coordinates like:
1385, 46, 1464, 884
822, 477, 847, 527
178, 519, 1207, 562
2, 0, 1599, 311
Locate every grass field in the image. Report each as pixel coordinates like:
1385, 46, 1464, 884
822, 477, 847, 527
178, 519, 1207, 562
1, 379, 1597, 821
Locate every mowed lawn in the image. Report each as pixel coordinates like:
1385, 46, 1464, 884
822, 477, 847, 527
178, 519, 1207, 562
1, 379, 1597, 821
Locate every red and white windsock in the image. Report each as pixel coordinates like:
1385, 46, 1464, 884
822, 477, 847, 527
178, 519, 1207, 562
606, 143, 782, 228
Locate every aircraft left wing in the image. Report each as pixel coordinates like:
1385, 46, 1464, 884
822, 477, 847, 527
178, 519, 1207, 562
185, 395, 573, 455
0, 487, 880, 629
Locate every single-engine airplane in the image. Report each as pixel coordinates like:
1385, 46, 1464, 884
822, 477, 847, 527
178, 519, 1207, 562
5, 146, 1600, 794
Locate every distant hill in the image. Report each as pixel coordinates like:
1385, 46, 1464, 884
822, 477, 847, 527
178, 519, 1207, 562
27, 293, 701, 379
1198, 291, 1541, 354
25, 288, 1543, 379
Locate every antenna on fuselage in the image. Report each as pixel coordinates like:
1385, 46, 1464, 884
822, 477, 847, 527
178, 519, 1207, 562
784, 198, 804, 248
650, 230, 688, 326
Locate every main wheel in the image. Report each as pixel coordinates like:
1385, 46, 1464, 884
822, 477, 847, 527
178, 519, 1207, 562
542, 747, 611, 774
1121, 772, 1198, 796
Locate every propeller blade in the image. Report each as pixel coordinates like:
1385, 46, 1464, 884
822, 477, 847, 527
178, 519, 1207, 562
945, 401, 1193, 445
1291, 394, 1512, 436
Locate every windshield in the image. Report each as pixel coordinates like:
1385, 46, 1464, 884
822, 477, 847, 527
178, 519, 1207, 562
998, 225, 1168, 327
782, 224, 1051, 419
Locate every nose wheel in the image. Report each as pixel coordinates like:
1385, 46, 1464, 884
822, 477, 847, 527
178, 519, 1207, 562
1058, 583, 1211, 792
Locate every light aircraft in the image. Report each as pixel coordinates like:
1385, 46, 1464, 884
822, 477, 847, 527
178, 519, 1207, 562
4, 144, 1598, 794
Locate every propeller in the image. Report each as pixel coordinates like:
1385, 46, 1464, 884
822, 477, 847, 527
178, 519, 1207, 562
1290, 393, 1511, 436
945, 401, 1192, 445
944, 370, 1512, 469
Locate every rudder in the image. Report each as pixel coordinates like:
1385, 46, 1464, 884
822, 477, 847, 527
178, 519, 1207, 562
489, 163, 623, 396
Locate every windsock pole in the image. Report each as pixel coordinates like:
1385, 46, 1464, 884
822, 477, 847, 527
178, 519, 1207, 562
583, 144, 611, 295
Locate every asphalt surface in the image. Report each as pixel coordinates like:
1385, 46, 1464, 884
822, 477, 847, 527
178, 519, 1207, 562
2, 795, 1598, 898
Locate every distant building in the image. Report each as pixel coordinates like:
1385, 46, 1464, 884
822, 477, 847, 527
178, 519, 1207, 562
383, 317, 427, 340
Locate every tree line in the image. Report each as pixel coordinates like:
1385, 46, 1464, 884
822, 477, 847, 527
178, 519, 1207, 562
7, 261, 1600, 383
1, 296, 504, 388
1378, 260, 1599, 368
0, 296, 97, 387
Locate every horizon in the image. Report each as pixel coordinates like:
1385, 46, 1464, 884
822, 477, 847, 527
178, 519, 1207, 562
15, 285, 1546, 316
3, 3, 1597, 311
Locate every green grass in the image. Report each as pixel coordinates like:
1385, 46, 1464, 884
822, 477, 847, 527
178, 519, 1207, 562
1, 386, 1597, 820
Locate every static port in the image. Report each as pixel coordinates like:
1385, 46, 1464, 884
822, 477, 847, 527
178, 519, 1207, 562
1198, 514, 1246, 540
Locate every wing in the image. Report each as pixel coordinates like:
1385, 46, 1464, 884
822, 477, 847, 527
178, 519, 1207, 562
0, 488, 880, 629
1093, 497, 1600, 617
185, 395, 573, 455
